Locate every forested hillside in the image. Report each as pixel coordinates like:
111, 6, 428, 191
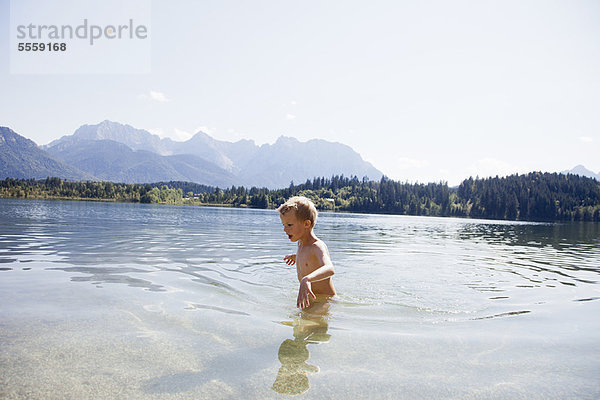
1, 172, 599, 222
267, 172, 600, 221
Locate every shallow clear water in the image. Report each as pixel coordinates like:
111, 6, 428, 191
0, 199, 599, 399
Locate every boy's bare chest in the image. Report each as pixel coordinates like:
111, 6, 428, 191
295, 248, 316, 278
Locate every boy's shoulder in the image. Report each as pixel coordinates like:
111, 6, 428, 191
304, 238, 329, 254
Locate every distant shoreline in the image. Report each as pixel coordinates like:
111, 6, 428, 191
1, 173, 599, 222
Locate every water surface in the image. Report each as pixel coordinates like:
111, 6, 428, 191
1, 199, 599, 399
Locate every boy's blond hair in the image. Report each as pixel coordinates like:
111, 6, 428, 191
277, 196, 318, 227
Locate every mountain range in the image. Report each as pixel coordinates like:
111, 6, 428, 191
1, 121, 383, 188
561, 165, 600, 181
3, 121, 597, 188
0, 126, 93, 181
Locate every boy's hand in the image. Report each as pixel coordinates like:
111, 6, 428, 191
297, 277, 316, 309
283, 254, 296, 265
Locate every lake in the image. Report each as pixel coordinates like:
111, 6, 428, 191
0, 198, 599, 399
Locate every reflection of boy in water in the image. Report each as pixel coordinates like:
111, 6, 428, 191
277, 196, 336, 309
272, 305, 331, 395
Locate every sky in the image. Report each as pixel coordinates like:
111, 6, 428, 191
1, 0, 599, 186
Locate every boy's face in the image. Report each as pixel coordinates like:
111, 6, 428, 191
279, 211, 311, 242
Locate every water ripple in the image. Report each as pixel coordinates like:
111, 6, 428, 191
1, 200, 599, 329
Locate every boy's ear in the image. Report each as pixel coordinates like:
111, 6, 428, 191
303, 219, 312, 228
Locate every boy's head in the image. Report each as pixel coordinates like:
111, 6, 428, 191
277, 196, 318, 242
277, 196, 318, 227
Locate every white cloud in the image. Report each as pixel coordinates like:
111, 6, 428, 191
579, 136, 594, 143
285, 113, 296, 120
149, 90, 171, 102
139, 90, 171, 102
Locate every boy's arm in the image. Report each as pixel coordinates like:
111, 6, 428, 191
297, 243, 335, 309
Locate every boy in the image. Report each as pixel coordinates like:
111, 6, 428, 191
277, 196, 336, 309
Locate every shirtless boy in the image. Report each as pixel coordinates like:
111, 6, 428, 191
277, 196, 336, 309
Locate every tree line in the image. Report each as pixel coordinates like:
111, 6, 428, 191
0, 177, 184, 204
1, 172, 599, 222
